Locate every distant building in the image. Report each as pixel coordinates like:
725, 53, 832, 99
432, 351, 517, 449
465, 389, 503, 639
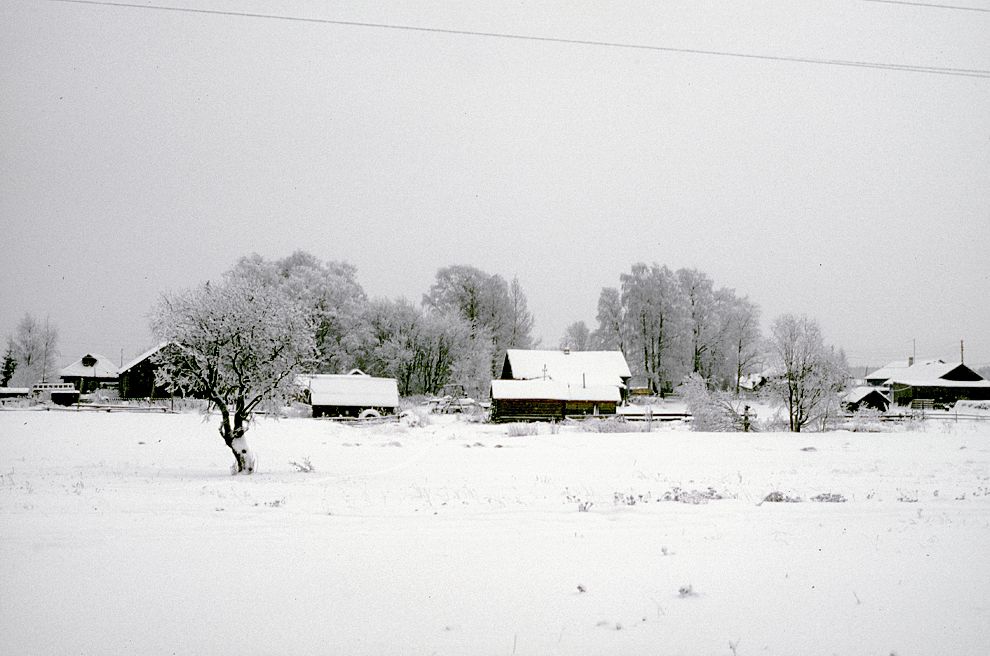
866, 359, 990, 407
298, 370, 399, 418
59, 353, 118, 393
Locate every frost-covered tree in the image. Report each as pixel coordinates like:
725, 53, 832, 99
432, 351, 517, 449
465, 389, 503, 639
767, 314, 847, 432
591, 287, 624, 352
560, 320, 591, 351
358, 298, 478, 396
506, 277, 535, 350
620, 263, 685, 394
423, 265, 534, 376
8, 314, 59, 388
151, 262, 316, 474
725, 295, 762, 393
232, 251, 367, 373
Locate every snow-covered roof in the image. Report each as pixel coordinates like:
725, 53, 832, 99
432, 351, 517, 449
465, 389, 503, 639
843, 386, 889, 404
888, 378, 990, 389
303, 374, 399, 408
491, 379, 621, 402
865, 359, 943, 383
119, 343, 172, 374
59, 353, 119, 379
871, 360, 986, 387
502, 349, 631, 387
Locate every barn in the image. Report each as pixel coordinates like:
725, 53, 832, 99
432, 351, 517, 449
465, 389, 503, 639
299, 371, 399, 418
490, 379, 621, 422
118, 343, 176, 399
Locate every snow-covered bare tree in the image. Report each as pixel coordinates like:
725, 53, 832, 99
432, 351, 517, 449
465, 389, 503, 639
358, 298, 477, 396
423, 265, 533, 376
591, 287, 624, 351
620, 263, 685, 394
726, 295, 762, 393
8, 313, 59, 388
767, 314, 847, 432
506, 277, 535, 350
151, 262, 316, 474
560, 320, 591, 351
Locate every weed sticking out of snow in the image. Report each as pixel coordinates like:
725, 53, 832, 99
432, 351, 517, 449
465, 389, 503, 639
897, 490, 919, 503
811, 492, 847, 503
577, 417, 648, 433
506, 423, 539, 437
678, 584, 696, 598
763, 491, 802, 503
661, 486, 728, 504
288, 457, 315, 473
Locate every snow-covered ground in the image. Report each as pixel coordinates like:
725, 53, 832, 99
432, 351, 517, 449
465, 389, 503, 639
1, 409, 988, 655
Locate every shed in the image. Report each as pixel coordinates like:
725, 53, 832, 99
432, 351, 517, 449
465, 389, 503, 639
490, 379, 621, 422
59, 353, 119, 393
842, 386, 890, 413
300, 372, 400, 418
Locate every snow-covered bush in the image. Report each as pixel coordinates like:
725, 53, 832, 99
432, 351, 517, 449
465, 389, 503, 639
682, 373, 750, 432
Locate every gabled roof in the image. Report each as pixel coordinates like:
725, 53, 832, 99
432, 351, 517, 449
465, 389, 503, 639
502, 349, 631, 387
843, 386, 889, 404
883, 361, 988, 387
491, 379, 621, 402
59, 353, 118, 379
301, 374, 399, 408
865, 359, 944, 383
119, 343, 173, 374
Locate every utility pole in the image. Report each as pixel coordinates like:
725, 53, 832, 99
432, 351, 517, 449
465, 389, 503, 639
961, 340, 964, 364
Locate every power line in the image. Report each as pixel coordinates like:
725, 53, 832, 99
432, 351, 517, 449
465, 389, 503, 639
861, 0, 990, 12
49, 0, 990, 79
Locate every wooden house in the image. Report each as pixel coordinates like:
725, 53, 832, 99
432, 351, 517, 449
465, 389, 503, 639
490, 379, 621, 422
868, 360, 990, 407
491, 349, 631, 421
59, 353, 118, 393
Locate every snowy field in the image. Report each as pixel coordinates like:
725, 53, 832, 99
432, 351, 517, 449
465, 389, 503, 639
2, 410, 989, 655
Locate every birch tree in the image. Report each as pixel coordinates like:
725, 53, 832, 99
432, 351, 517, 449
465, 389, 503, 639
768, 314, 847, 432
8, 314, 59, 388
151, 263, 316, 474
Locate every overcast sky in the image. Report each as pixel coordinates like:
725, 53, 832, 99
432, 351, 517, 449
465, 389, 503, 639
2, 0, 988, 372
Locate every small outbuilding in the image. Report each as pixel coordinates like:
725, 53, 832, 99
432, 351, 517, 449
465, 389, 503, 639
299, 371, 400, 418
842, 386, 890, 413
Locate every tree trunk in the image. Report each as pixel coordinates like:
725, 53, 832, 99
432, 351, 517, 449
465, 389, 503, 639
219, 408, 257, 474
